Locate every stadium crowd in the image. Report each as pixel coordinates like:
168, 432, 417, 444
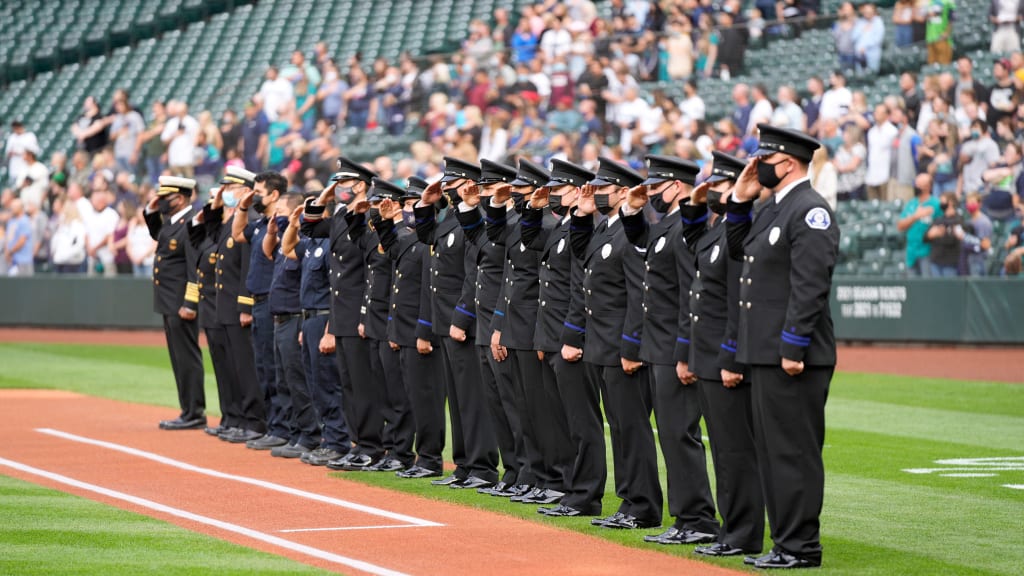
3, 0, 1024, 277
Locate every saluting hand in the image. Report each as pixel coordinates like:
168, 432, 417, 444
287, 205, 302, 228
691, 180, 711, 205
576, 184, 596, 216
379, 198, 401, 220
421, 180, 443, 205
459, 183, 481, 208
316, 181, 337, 206
493, 183, 512, 205
530, 186, 550, 209
237, 189, 256, 210
210, 186, 224, 209
782, 357, 804, 376
625, 184, 649, 211
732, 159, 762, 202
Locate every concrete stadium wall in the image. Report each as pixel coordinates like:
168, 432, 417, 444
1, 276, 1022, 343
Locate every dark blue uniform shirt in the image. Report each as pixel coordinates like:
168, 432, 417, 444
296, 236, 332, 311
269, 227, 302, 315
243, 216, 279, 296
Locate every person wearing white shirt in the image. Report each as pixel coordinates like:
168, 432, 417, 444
747, 85, 775, 135
865, 104, 899, 200
616, 86, 652, 154
5, 121, 39, 187
539, 17, 573, 62
819, 72, 853, 121
160, 101, 200, 177
680, 81, 706, 123
258, 66, 294, 122
852, 3, 885, 73
76, 188, 119, 276
15, 148, 49, 209
772, 86, 807, 131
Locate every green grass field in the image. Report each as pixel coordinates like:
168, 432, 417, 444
1, 342, 1022, 575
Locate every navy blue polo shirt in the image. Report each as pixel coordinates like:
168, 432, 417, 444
243, 215, 280, 296
269, 227, 301, 316
296, 236, 331, 311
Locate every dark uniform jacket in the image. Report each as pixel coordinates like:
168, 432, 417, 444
361, 228, 393, 342
301, 206, 368, 336
725, 180, 839, 366
146, 206, 199, 316
460, 204, 522, 344
195, 232, 218, 330
377, 218, 435, 348
621, 207, 685, 366
413, 204, 475, 339
487, 203, 541, 351
565, 213, 645, 367
211, 210, 253, 325
521, 207, 575, 354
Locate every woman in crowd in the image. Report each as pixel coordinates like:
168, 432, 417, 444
50, 199, 88, 274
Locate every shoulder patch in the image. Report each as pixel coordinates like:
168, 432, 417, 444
805, 207, 831, 230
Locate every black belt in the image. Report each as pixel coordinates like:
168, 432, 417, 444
252, 293, 269, 303
273, 313, 302, 324
302, 309, 330, 320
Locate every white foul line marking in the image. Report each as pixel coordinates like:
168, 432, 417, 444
1004, 485, 1024, 490
35, 428, 442, 528
280, 525, 429, 534
0, 456, 410, 576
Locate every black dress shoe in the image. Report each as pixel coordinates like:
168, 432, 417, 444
511, 487, 544, 503
365, 457, 405, 472
397, 466, 442, 479
655, 528, 717, 544
754, 551, 820, 569
492, 483, 531, 498
430, 474, 463, 486
745, 552, 774, 566
522, 488, 564, 504
538, 504, 599, 517
159, 417, 207, 431
224, 428, 263, 444
329, 453, 373, 471
246, 434, 288, 450
204, 425, 226, 436
217, 427, 242, 441
479, 481, 507, 495
591, 512, 626, 527
603, 514, 661, 530
694, 542, 752, 557
644, 526, 679, 543
306, 448, 345, 466
451, 476, 493, 490
271, 443, 315, 459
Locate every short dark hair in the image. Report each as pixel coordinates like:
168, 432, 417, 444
255, 171, 287, 195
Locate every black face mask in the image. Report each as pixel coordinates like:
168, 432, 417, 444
512, 192, 529, 214
368, 207, 381, 221
707, 190, 726, 215
273, 215, 289, 230
594, 193, 614, 215
648, 191, 672, 214
252, 195, 268, 214
157, 197, 176, 215
939, 202, 949, 211
443, 186, 461, 205
756, 160, 784, 189
335, 186, 355, 205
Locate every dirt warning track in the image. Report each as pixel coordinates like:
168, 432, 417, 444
0, 390, 743, 576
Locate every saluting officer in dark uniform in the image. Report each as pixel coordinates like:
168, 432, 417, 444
205, 168, 267, 444
619, 155, 719, 545
377, 179, 447, 478
567, 158, 663, 530
682, 152, 766, 559
282, 196, 352, 464
725, 125, 839, 570
259, 192, 319, 455
301, 158, 386, 469
360, 178, 416, 472
147, 176, 205, 430
232, 172, 291, 445
451, 158, 521, 493
412, 157, 494, 487
487, 159, 574, 504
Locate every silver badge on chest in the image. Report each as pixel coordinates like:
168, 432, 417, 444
556, 238, 566, 254
769, 226, 781, 246
446, 232, 455, 248
601, 243, 612, 259
314, 246, 323, 258
710, 244, 720, 263
519, 242, 527, 253
654, 236, 666, 253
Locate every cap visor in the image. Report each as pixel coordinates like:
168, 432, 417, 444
705, 174, 731, 183
440, 174, 462, 183
641, 176, 669, 186
399, 194, 421, 202
589, 177, 615, 186
510, 177, 533, 186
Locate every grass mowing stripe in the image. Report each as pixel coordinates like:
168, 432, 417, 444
0, 474, 335, 575
832, 373, 1024, 417
826, 398, 1024, 451
824, 473, 1024, 576
819, 535, 1004, 576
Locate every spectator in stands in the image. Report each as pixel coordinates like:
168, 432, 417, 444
127, 205, 155, 278
317, 60, 347, 127
282, 50, 321, 88
805, 76, 826, 136
77, 186, 118, 276
987, 59, 1018, 131
137, 101, 167, 185
925, 192, 965, 276
901, 72, 923, 128
866, 103, 899, 200
960, 120, 1002, 197
160, 101, 200, 178
110, 97, 145, 177
343, 66, 373, 130
835, 124, 867, 200
925, 0, 955, 65
4, 198, 33, 276
241, 99, 269, 172
465, 20, 496, 62
715, 8, 748, 78
663, 18, 695, 80
890, 105, 922, 201
511, 18, 539, 65
259, 66, 294, 122
810, 146, 839, 210
5, 120, 39, 187
694, 12, 719, 78
821, 71, 853, 122
540, 15, 573, 62
832, 2, 858, 70
50, 199, 87, 274
26, 198, 49, 273
219, 109, 242, 162
71, 97, 110, 157
108, 202, 133, 275
893, 0, 917, 48
748, 84, 774, 134
15, 148, 48, 210
980, 140, 1023, 221
772, 85, 807, 131
963, 192, 994, 276
953, 57, 990, 111
294, 71, 319, 134
898, 172, 940, 276
49, 151, 68, 196
853, 2, 885, 73
918, 118, 959, 196
730, 83, 753, 139
990, 0, 1024, 53
819, 118, 844, 155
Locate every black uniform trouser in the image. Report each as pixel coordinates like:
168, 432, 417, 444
252, 299, 288, 437
749, 364, 831, 564
225, 322, 266, 433
522, 349, 573, 491
274, 316, 318, 447
373, 339, 415, 466
552, 356, 605, 514
439, 339, 496, 482
651, 364, 718, 534
204, 325, 239, 428
439, 336, 467, 479
163, 314, 205, 421
698, 378, 764, 552
303, 315, 350, 452
336, 335, 384, 459
400, 344, 446, 472
479, 345, 521, 485
595, 362, 663, 523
